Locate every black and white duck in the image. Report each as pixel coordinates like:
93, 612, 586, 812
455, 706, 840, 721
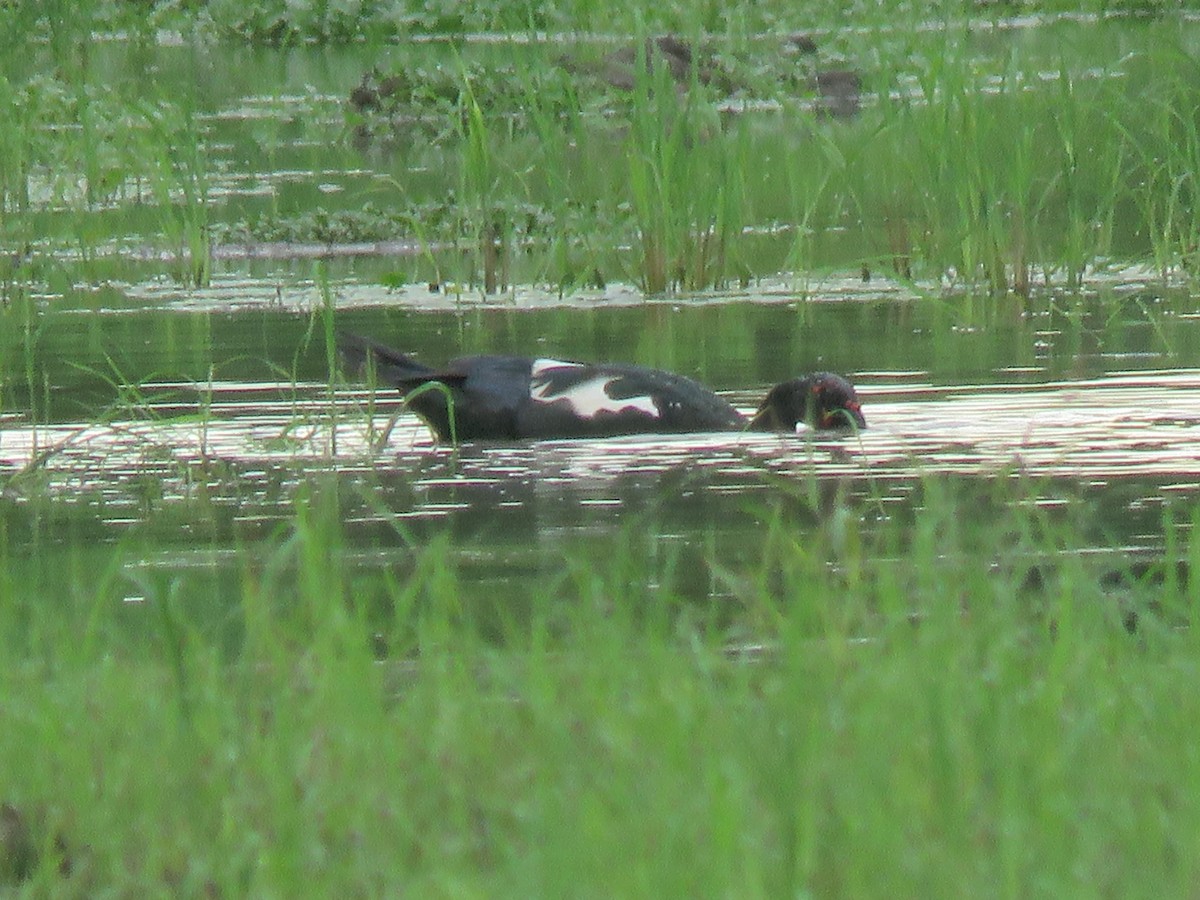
338, 331, 866, 442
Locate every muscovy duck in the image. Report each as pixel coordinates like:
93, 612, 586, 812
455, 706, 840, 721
338, 332, 865, 442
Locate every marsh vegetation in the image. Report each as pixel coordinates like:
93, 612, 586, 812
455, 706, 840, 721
2, 0, 1200, 894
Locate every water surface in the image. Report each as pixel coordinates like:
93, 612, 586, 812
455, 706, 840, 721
4, 17, 1200, 634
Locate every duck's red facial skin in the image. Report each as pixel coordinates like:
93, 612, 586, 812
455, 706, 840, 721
809, 379, 865, 430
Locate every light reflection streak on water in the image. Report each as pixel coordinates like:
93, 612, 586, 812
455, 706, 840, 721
0, 372, 1197, 530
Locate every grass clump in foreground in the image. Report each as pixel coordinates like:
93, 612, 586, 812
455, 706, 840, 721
1, 478, 1199, 894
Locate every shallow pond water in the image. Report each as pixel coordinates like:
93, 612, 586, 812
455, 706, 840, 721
6, 278, 1200, 618
3, 356, 1198, 610
4, 16, 1200, 636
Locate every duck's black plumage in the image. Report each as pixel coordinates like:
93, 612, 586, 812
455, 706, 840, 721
338, 332, 865, 442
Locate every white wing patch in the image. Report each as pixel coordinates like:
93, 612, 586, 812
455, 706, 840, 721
530, 363, 660, 419
531, 358, 584, 376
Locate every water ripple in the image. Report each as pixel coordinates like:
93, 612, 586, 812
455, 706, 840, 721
2, 371, 1198, 533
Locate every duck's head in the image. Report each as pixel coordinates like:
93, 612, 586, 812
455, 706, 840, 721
750, 373, 866, 432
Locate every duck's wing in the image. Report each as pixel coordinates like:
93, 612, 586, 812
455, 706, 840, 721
519, 360, 743, 436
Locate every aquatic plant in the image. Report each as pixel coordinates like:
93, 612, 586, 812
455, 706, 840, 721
6, 2, 1200, 304
453, 74, 507, 295
624, 39, 747, 293
1115, 44, 1200, 279
138, 99, 212, 289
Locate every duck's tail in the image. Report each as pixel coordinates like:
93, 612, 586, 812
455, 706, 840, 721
337, 331, 436, 390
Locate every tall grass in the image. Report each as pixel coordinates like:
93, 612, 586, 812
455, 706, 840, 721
0, 53, 215, 292
1115, 44, 1200, 278
361, 21, 1199, 297
455, 74, 508, 296
625, 39, 747, 293
0, 72, 40, 309
7, 7, 1200, 300
851, 33, 1125, 293
1, 476, 1199, 893
138, 97, 212, 289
